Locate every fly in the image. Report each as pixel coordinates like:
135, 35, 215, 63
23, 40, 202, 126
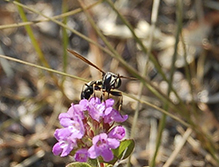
67, 49, 133, 110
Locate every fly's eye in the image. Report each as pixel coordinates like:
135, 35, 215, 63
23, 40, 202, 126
114, 78, 121, 89
104, 74, 112, 85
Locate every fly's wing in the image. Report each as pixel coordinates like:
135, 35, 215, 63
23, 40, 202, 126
67, 49, 105, 74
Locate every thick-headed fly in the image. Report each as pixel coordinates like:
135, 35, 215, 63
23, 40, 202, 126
67, 49, 133, 110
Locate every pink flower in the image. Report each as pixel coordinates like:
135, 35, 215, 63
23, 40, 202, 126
103, 108, 128, 124
87, 97, 105, 122
88, 133, 120, 162
52, 97, 128, 162
52, 128, 77, 157
74, 148, 89, 162
108, 126, 126, 140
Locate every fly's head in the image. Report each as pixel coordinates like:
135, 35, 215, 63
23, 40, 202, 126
102, 72, 121, 92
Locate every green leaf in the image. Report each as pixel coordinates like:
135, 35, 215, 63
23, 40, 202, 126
66, 158, 98, 167
110, 139, 135, 164
66, 162, 92, 167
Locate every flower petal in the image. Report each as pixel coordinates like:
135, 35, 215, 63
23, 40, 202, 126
52, 142, 62, 156
88, 145, 99, 159
60, 140, 75, 157
101, 147, 114, 162
108, 126, 126, 140
107, 138, 120, 149
104, 98, 114, 107
74, 148, 89, 162
54, 128, 71, 140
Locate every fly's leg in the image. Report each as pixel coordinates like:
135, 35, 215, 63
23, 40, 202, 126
92, 80, 102, 100
109, 90, 123, 111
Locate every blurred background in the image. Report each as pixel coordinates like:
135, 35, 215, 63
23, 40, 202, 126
0, 0, 219, 166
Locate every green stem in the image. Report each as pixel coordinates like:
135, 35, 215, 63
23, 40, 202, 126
150, 0, 182, 166
61, 0, 69, 84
